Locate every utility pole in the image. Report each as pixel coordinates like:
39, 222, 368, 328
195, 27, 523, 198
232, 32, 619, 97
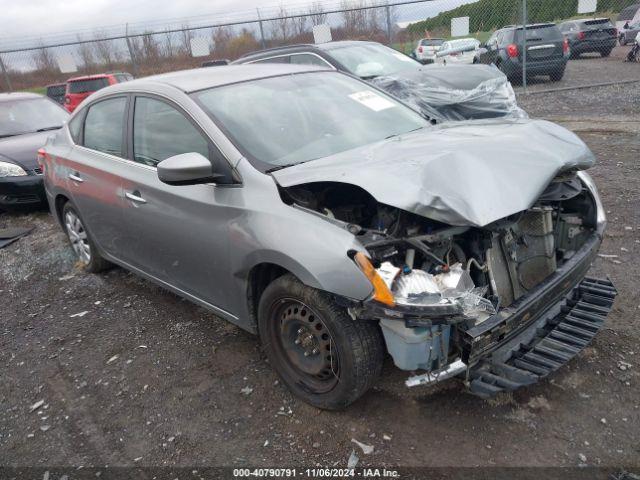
256, 8, 267, 49
125, 24, 139, 77
0, 54, 12, 92
385, 3, 393, 46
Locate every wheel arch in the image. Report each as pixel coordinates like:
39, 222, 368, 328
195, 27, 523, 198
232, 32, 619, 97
54, 193, 70, 225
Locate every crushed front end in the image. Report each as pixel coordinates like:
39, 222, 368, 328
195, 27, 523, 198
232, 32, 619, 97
282, 169, 616, 397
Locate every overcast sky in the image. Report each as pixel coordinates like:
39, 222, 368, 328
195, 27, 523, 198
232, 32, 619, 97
0, 0, 475, 48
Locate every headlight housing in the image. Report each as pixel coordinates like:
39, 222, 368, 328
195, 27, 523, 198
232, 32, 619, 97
0, 160, 28, 177
577, 170, 606, 230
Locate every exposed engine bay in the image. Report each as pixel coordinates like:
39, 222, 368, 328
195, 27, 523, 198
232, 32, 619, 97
280, 171, 600, 376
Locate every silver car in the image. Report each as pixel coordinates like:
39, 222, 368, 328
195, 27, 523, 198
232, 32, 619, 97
41, 64, 616, 409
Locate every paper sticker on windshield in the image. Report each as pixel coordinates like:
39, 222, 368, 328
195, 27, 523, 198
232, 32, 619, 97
393, 53, 414, 62
349, 91, 396, 112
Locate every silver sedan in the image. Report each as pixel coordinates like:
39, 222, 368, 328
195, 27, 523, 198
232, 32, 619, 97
41, 64, 614, 409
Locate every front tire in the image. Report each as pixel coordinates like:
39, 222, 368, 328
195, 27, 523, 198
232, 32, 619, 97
600, 48, 613, 57
258, 274, 384, 410
62, 202, 110, 273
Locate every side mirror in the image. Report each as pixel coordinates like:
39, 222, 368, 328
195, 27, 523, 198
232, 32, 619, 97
157, 152, 223, 186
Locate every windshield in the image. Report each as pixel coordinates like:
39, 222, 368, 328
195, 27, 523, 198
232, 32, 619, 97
0, 97, 68, 138
194, 72, 428, 169
327, 43, 420, 77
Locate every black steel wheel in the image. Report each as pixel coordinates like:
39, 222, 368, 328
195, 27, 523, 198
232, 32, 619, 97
271, 299, 340, 393
258, 274, 384, 410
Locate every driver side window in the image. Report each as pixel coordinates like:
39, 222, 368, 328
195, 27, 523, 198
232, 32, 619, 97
132, 97, 209, 167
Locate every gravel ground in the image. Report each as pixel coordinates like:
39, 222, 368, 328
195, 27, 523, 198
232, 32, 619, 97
513, 44, 640, 94
1, 69, 639, 473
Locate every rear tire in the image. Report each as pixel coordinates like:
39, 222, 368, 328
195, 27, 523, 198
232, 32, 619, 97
258, 274, 384, 410
61, 202, 111, 273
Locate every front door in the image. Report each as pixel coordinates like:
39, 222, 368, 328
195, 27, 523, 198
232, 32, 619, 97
117, 95, 240, 316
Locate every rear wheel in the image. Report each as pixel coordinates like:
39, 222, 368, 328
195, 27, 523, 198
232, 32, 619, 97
619, 36, 627, 46
258, 274, 384, 410
62, 202, 110, 273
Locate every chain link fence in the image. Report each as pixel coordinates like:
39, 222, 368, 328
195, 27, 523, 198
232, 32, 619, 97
1, 0, 638, 95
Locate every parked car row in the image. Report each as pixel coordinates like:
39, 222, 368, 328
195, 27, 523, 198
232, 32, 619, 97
410, 16, 624, 83
0, 92, 68, 208
46, 72, 133, 112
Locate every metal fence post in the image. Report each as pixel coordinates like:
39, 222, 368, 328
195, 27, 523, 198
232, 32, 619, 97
256, 8, 266, 49
125, 24, 139, 77
0, 54, 12, 92
522, 0, 528, 92
385, 3, 392, 46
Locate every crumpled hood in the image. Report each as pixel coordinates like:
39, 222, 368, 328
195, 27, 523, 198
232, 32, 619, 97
272, 119, 595, 227
0, 131, 54, 170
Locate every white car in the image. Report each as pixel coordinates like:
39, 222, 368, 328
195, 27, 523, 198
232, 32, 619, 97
435, 38, 481, 65
412, 38, 445, 64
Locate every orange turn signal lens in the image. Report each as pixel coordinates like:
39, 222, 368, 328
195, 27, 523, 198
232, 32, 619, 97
353, 252, 395, 307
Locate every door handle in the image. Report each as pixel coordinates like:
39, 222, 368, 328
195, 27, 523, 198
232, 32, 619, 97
125, 191, 147, 204
68, 173, 83, 183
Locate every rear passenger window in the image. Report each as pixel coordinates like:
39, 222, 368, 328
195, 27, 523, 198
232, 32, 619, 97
133, 97, 209, 167
290, 54, 329, 67
83, 97, 126, 156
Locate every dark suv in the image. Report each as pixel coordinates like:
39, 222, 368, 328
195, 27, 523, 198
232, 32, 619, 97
475, 23, 569, 82
559, 18, 617, 57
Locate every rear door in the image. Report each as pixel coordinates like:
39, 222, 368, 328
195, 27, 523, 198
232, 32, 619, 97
117, 94, 238, 314
63, 96, 128, 255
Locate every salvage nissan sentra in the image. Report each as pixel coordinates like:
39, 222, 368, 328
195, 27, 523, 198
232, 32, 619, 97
40, 64, 616, 409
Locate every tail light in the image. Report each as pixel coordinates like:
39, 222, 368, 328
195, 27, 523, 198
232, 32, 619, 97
563, 38, 570, 54
37, 148, 47, 174
418, 46, 423, 53
578, 31, 586, 40
64, 96, 70, 104
506, 44, 519, 58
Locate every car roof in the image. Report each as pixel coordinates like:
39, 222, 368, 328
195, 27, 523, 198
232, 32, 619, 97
444, 37, 479, 43
67, 73, 127, 82
0, 92, 43, 102
237, 40, 379, 61
104, 64, 331, 94
576, 17, 611, 22
504, 23, 557, 29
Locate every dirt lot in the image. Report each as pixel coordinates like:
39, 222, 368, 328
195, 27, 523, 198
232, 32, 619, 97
513, 44, 640, 94
1, 55, 639, 473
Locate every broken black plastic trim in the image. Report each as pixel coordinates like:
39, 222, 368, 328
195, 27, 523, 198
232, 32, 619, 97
462, 230, 602, 364
467, 276, 616, 398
